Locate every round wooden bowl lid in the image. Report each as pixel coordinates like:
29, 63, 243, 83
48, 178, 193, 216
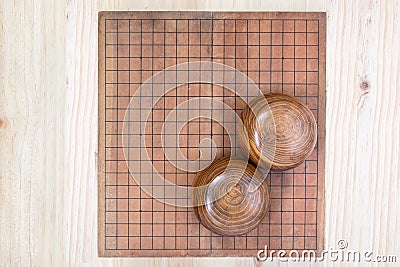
192, 157, 270, 236
240, 93, 317, 171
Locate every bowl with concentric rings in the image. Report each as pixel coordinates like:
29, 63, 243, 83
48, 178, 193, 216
239, 93, 317, 171
192, 157, 270, 236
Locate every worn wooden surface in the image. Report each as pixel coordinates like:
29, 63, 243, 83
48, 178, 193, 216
98, 11, 325, 257
0, 0, 399, 266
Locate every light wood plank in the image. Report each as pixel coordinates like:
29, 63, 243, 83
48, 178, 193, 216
0, 0, 66, 266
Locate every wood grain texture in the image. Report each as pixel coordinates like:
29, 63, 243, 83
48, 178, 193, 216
97, 11, 325, 257
1, 0, 399, 266
193, 157, 270, 237
239, 93, 318, 171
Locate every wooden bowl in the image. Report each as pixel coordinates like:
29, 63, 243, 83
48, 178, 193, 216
239, 93, 317, 171
192, 157, 270, 236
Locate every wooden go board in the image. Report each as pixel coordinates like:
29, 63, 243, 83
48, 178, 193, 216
98, 11, 326, 257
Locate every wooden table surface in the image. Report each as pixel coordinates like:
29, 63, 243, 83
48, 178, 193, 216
0, 0, 399, 266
